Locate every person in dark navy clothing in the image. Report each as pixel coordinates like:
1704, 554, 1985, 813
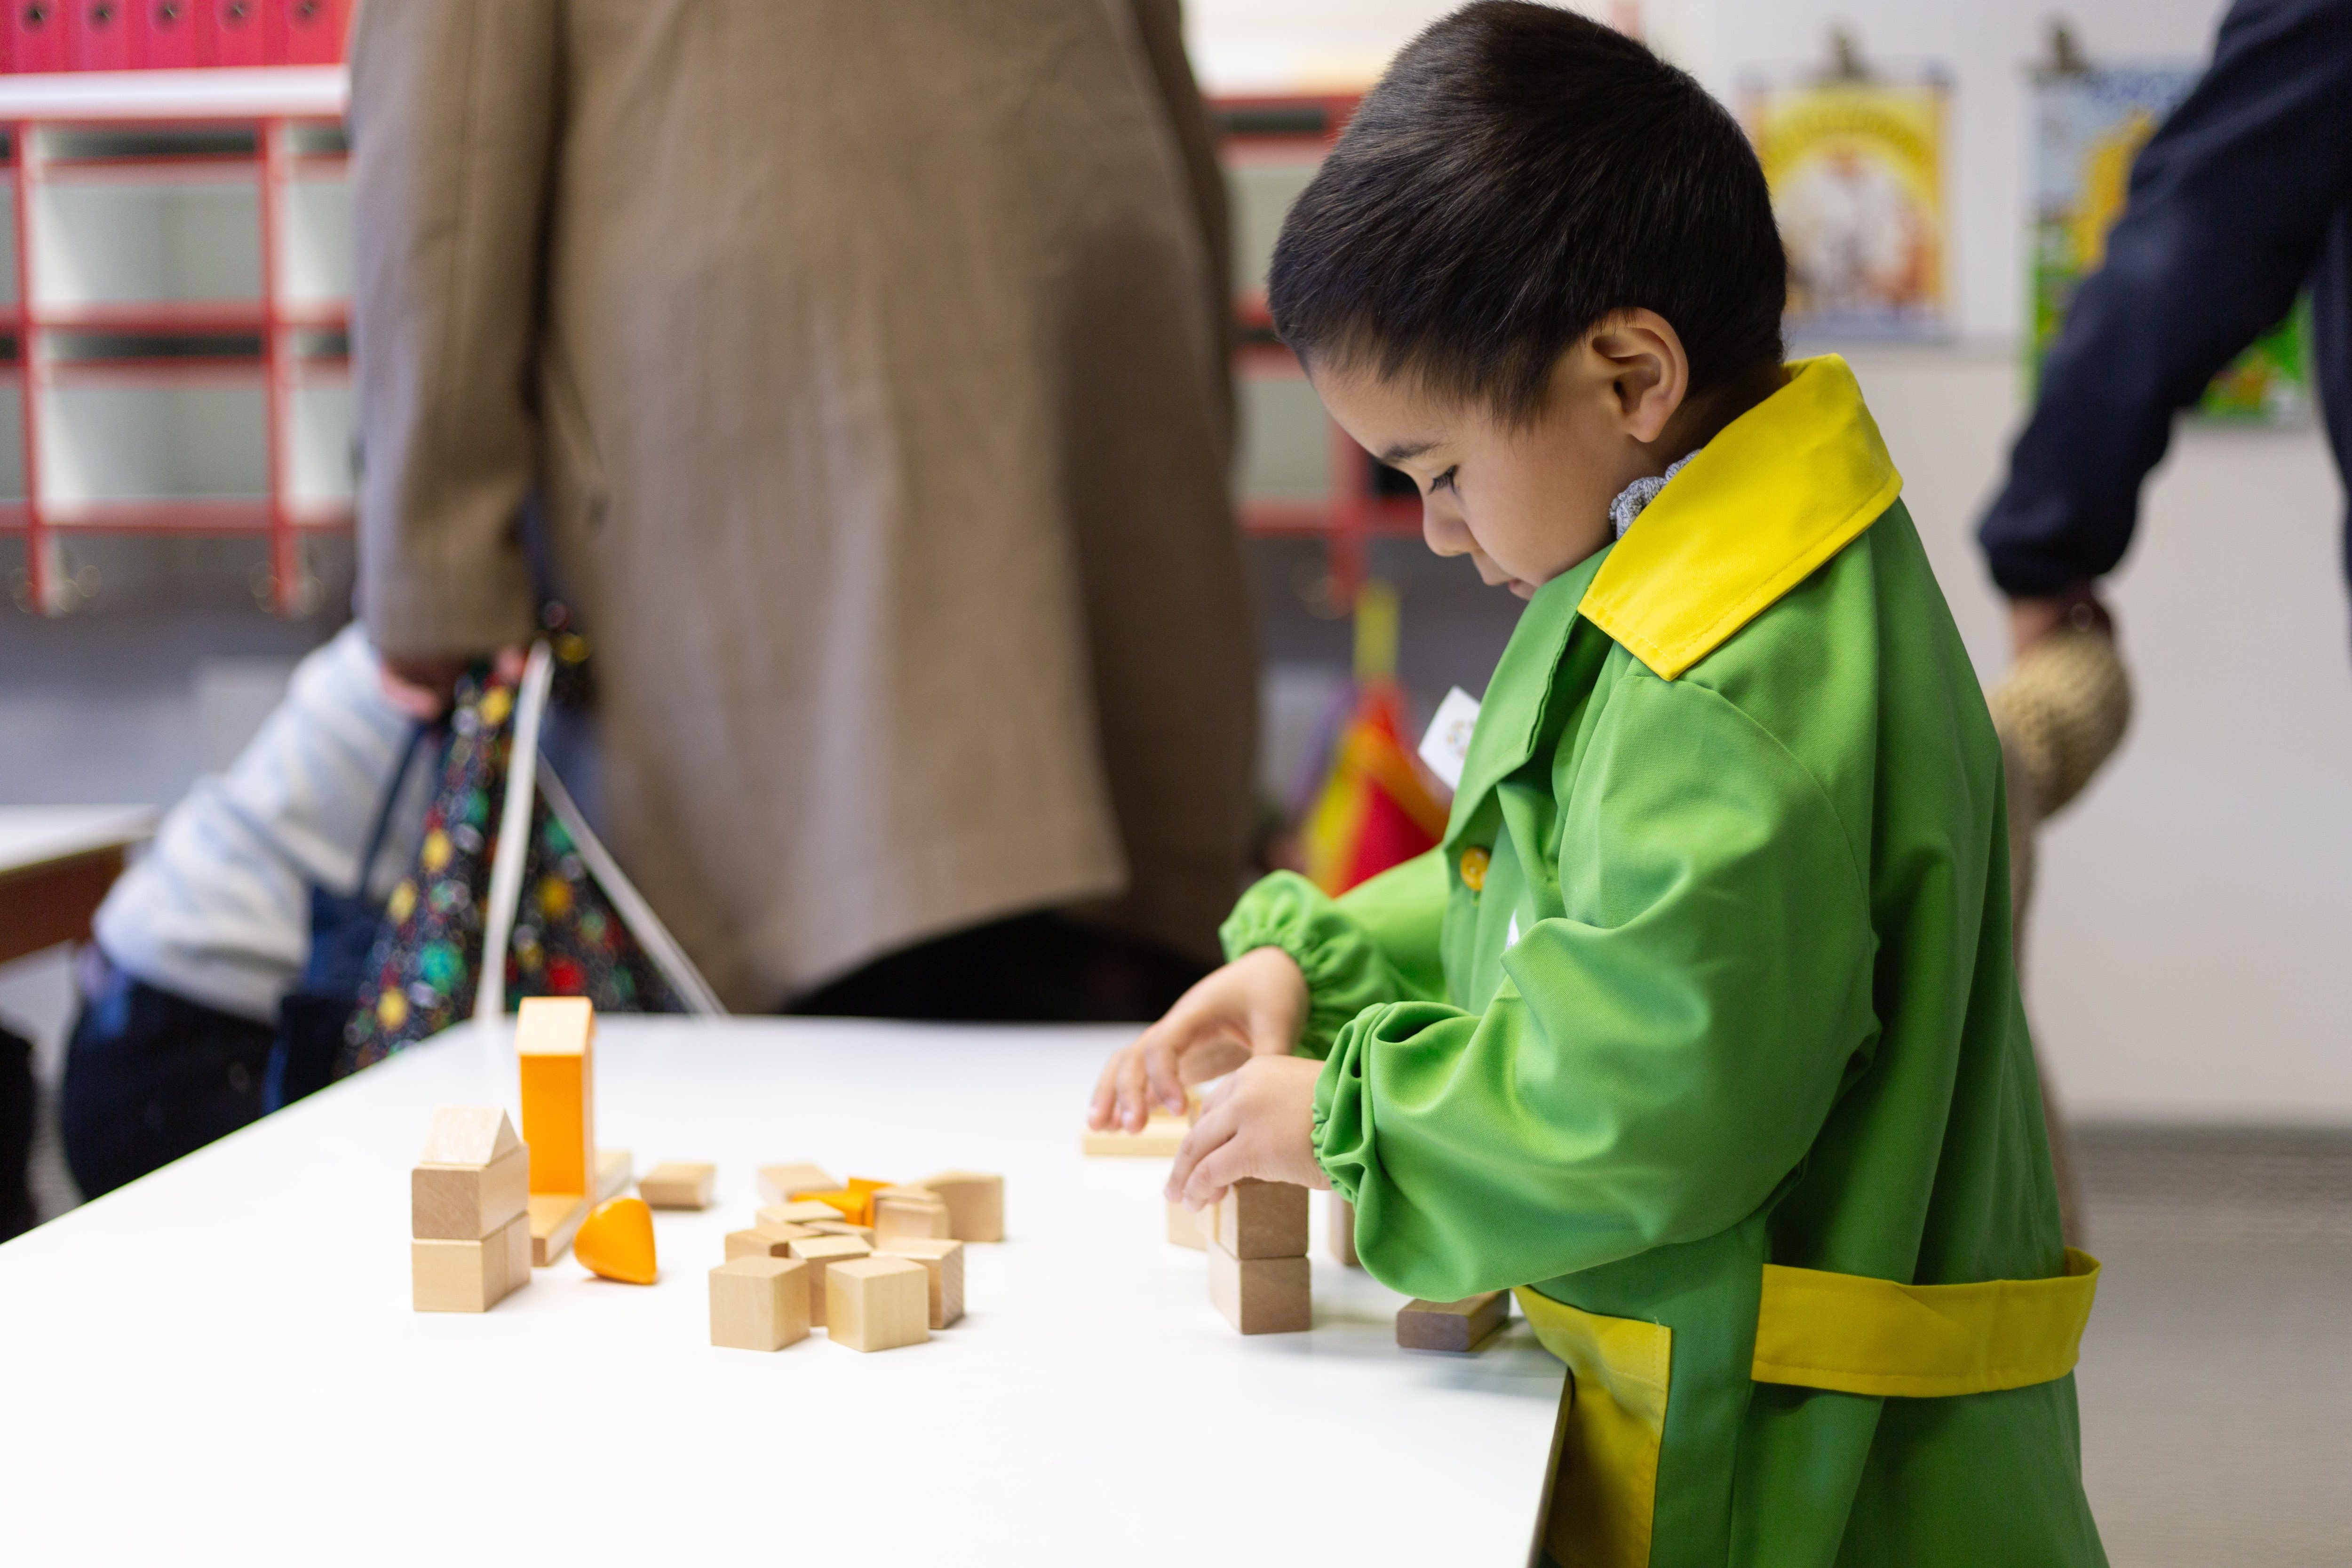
1979, 0, 2352, 653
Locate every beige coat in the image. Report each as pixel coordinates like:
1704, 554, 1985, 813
350, 0, 1255, 1009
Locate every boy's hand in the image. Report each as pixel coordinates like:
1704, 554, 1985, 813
1086, 947, 1308, 1134
1167, 1055, 1329, 1209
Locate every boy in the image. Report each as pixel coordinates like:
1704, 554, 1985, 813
1086, 7, 2106, 1566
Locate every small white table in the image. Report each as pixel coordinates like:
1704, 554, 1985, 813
0, 1017, 1565, 1564
0, 804, 154, 965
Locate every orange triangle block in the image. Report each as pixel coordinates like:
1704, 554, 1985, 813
575, 1196, 658, 1284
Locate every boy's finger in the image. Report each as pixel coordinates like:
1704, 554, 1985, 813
1086, 1051, 1128, 1132
1165, 1107, 1234, 1207
1142, 1034, 1190, 1117
1181, 1133, 1248, 1211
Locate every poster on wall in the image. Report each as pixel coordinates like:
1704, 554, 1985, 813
1747, 71, 1952, 340
2033, 62, 2312, 423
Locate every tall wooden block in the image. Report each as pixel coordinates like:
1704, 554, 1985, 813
1217, 1179, 1309, 1260
876, 1236, 965, 1328
825, 1257, 930, 1352
1168, 1200, 1207, 1250
413, 1211, 532, 1312
638, 1162, 716, 1210
1330, 1191, 1360, 1267
913, 1170, 1003, 1242
1396, 1292, 1511, 1353
786, 1234, 872, 1327
709, 1257, 810, 1352
516, 997, 595, 1196
756, 1163, 840, 1206
872, 1194, 952, 1241
1208, 1239, 1311, 1335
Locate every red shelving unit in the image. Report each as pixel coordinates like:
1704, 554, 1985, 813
0, 65, 350, 616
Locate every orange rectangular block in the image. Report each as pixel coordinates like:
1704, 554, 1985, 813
516, 996, 596, 1196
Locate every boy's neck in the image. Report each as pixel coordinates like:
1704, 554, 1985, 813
1651, 361, 1789, 471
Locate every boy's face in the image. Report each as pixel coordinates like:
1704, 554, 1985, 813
1311, 312, 1694, 600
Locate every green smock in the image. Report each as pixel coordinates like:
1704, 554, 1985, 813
1222, 358, 2106, 1568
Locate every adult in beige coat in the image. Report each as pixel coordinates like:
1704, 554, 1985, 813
350, 0, 1256, 1015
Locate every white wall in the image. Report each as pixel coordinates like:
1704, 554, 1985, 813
1190, 1, 2352, 1122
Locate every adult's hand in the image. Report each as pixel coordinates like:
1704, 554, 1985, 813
378, 646, 527, 720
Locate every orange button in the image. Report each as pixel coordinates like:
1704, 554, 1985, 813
1459, 846, 1490, 891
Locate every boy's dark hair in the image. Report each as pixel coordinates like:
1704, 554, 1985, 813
1268, 1, 1786, 421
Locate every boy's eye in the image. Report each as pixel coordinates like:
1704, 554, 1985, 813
1430, 467, 1458, 494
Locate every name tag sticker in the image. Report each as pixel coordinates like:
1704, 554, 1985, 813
1418, 686, 1482, 793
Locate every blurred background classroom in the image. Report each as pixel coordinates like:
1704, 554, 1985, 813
0, 3, 2344, 1561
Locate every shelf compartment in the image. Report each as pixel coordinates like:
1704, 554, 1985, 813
286, 373, 351, 507
277, 170, 348, 309
30, 168, 262, 311
36, 379, 267, 506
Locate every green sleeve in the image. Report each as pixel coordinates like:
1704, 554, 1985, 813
1218, 850, 1448, 1059
1314, 676, 1877, 1303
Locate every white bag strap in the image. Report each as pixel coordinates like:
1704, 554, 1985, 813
534, 756, 725, 1016
473, 643, 554, 1025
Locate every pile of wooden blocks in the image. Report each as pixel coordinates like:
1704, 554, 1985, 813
516, 996, 632, 1266
709, 1161, 1000, 1353
411, 1106, 532, 1313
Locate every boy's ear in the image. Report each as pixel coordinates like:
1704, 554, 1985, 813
1581, 310, 1690, 444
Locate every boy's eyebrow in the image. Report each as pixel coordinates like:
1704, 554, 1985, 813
1377, 439, 1438, 465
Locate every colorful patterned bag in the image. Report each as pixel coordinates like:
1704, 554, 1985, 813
337, 645, 719, 1075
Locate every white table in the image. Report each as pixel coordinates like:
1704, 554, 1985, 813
0, 1017, 1565, 1564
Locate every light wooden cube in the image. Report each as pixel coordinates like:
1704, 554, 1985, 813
1217, 1179, 1309, 1259
914, 1170, 1004, 1242
872, 1194, 952, 1241
1167, 1200, 1207, 1250
726, 1228, 801, 1261
758, 1200, 842, 1228
1208, 1239, 1311, 1335
803, 1220, 876, 1242
709, 1257, 810, 1352
1329, 1191, 1360, 1267
876, 1236, 964, 1328
752, 1218, 821, 1244
1396, 1292, 1511, 1353
786, 1234, 872, 1326
413, 1210, 532, 1312
825, 1257, 930, 1352
756, 1162, 841, 1207
412, 1142, 530, 1241
637, 1162, 716, 1210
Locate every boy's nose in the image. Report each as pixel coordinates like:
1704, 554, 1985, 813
1423, 502, 1471, 557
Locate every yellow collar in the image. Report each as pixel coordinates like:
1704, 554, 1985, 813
1578, 355, 1902, 680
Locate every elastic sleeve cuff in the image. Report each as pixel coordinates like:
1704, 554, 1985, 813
1310, 1006, 1380, 1205
1218, 870, 1390, 1059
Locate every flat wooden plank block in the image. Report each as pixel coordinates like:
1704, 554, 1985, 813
913, 1170, 1004, 1242
825, 1256, 930, 1352
726, 1228, 800, 1261
872, 1196, 952, 1242
757, 1200, 842, 1227
1081, 1118, 1187, 1158
413, 1211, 531, 1313
876, 1236, 965, 1328
517, 998, 596, 1195
803, 1220, 875, 1242
595, 1149, 632, 1202
709, 1257, 810, 1352
1168, 1200, 1206, 1250
786, 1234, 872, 1327
412, 1143, 530, 1241
755, 1163, 841, 1206
1208, 1240, 1311, 1335
418, 1106, 522, 1168
1217, 1179, 1309, 1260
637, 1162, 716, 1210
751, 1218, 821, 1245
528, 1192, 588, 1267
1330, 1191, 1360, 1267
1396, 1292, 1511, 1353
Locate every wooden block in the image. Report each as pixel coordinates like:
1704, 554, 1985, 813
913, 1170, 1004, 1242
790, 1188, 871, 1226
596, 1148, 632, 1202
412, 1143, 529, 1241
825, 1256, 931, 1352
1217, 1179, 1309, 1259
803, 1219, 876, 1242
752, 1218, 822, 1245
413, 1211, 532, 1312
727, 1228, 800, 1261
1396, 1292, 1511, 1353
709, 1257, 810, 1352
529, 1192, 589, 1267
872, 1195, 952, 1241
758, 1200, 842, 1227
516, 997, 595, 1195
1168, 1200, 1206, 1250
876, 1237, 965, 1329
756, 1163, 841, 1206
786, 1234, 872, 1327
1208, 1239, 1311, 1335
638, 1161, 715, 1210
1330, 1191, 1360, 1267
419, 1105, 522, 1168
1081, 1116, 1188, 1157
